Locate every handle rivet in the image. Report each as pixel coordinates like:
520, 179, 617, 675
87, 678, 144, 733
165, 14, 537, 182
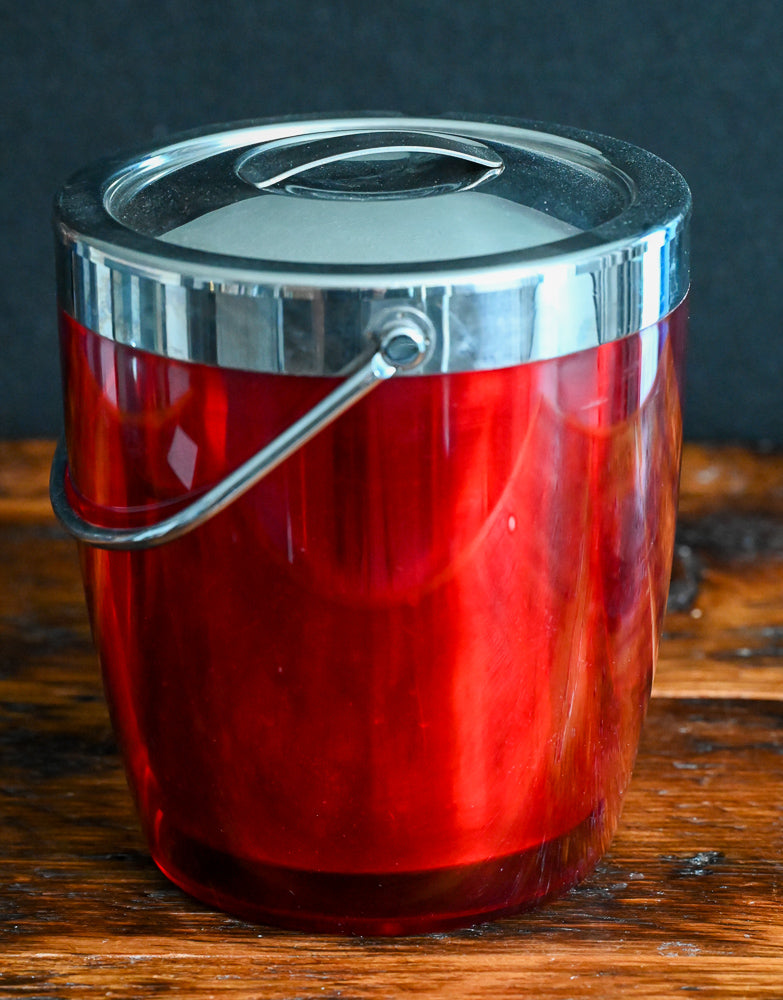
373, 307, 434, 372
381, 327, 429, 369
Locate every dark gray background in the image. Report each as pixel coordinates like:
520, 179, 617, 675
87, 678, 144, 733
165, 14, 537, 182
3, 0, 781, 442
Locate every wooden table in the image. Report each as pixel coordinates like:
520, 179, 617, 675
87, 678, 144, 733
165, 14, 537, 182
1, 441, 782, 998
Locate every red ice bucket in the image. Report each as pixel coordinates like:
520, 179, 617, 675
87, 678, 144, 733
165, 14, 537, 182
51, 116, 690, 933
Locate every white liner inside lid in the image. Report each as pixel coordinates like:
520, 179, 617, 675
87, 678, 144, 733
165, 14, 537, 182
161, 192, 582, 265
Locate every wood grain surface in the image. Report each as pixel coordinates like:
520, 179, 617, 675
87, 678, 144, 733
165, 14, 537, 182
1, 441, 782, 998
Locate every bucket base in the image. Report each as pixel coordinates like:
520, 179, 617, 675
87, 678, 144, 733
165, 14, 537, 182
150, 805, 610, 935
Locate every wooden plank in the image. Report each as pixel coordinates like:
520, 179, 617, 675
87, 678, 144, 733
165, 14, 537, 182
656, 559, 783, 700
0, 440, 55, 522
657, 444, 783, 700
1, 441, 783, 997
678, 444, 783, 518
2, 700, 783, 1000
3, 949, 783, 1000
2, 693, 781, 937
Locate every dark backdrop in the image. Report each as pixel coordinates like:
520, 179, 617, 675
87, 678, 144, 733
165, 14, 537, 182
3, 0, 781, 442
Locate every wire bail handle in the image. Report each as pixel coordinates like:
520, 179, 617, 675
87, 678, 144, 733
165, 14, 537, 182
50, 309, 433, 551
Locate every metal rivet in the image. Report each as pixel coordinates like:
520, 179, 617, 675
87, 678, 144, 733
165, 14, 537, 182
380, 326, 429, 369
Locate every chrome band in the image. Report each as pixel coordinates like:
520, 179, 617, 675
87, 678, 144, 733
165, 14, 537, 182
55, 116, 691, 374
57, 233, 688, 375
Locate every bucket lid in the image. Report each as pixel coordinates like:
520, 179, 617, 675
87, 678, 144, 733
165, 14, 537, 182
55, 115, 690, 374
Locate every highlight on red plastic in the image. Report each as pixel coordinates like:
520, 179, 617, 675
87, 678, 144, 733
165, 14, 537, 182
59, 302, 686, 934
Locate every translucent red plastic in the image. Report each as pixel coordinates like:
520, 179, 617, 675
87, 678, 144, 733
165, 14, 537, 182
60, 303, 686, 934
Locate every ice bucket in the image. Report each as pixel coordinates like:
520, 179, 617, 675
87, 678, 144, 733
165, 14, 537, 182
51, 115, 690, 933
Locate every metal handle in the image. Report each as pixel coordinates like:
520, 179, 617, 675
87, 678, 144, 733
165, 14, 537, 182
235, 129, 504, 198
50, 320, 431, 551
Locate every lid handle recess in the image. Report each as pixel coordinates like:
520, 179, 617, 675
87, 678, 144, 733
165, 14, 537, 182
235, 129, 505, 199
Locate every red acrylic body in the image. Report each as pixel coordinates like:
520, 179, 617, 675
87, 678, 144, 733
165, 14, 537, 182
60, 303, 686, 934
